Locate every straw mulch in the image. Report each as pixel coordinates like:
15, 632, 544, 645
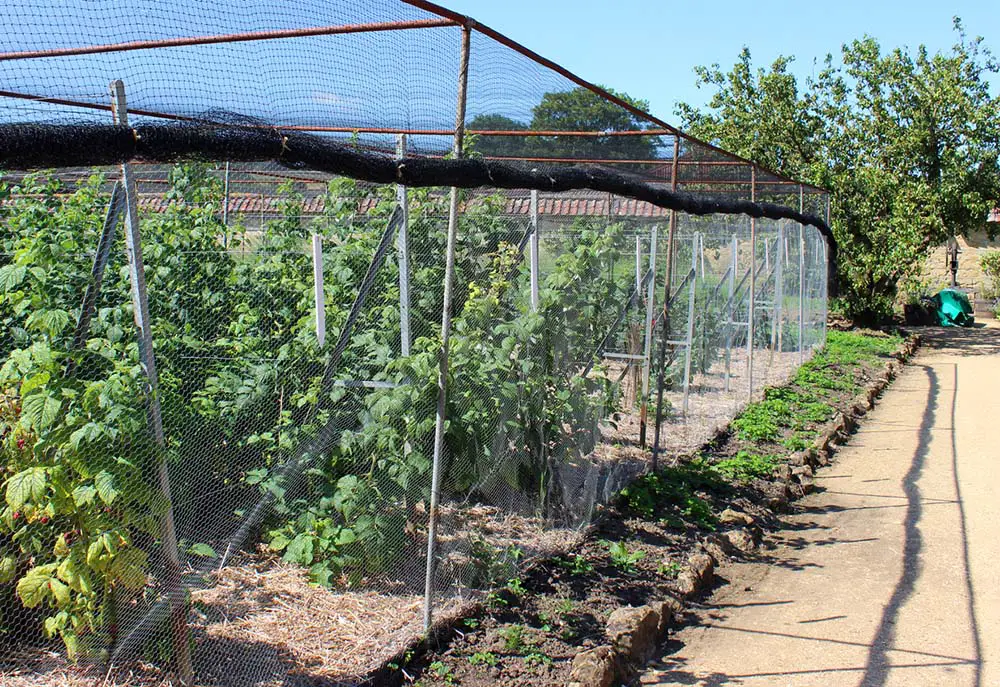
188, 558, 432, 685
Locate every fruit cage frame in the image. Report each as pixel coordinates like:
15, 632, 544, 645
0, 1, 832, 685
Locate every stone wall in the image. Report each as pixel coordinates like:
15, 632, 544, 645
917, 228, 1000, 300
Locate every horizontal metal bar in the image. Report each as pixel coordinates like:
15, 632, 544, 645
0, 18, 458, 62
603, 353, 647, 360
332, 379, 401, 389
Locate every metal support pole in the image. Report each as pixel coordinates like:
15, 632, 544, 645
66, 181, 124, 376
798, 187, 806, 363
110, 80, 192, 687
772, 224, 784, 357
638, 224, 658, 446
635, 236, 642, 296
820, 235, 828, 345
312, 233, 326, 348
529, 189, 540, 311
681, 233, 697, 414
650, 134, 681, 469
424, 24, 471, 632
396, 134, 412, 355
222, 162, 230, 224
724, 233, 737, 392
747, 168, 757, 401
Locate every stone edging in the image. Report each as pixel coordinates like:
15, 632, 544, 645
566, 330, 921, 687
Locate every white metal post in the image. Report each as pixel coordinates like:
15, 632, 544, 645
424, 25, 471, 632
639, 225, 658, 445
820, 235, 828, 347
635, 235, 642, 296
773, 223, 784, 356
312, 233, 326, 348
529, 189, 540, 311
747, 168, 757, 400
110, 80, 193, 687
681, 233, 698, 414
724, 232, 737, 392
798, 187, 806, 362
222, 161, 231, 249
396, 134, 412, 355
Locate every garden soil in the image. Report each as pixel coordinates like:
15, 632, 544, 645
645, 325, 1000, 686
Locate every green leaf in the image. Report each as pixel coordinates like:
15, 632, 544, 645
86, 540, 106, 569
109, 548, 148, 590
49, 578, 71, 606
26, 308, 71, 336
16, 564, 57, 608
20, 391, 61, 433
19, 371, 50, 397
44, 615, 61, 636
335, 528, 358, 546
283, 533, 314, 566
309, 562, 335, 587
268, 533, 290, 552
244, 468, 268, 485
0, 556, 17, 584
57, 557, 92, 595
188, 543, 217, 559
71, 485, 97, 507
69, 422, 103, 450
5, 467, 47, 510
94, 471, 118, 506
53, 533, 70, 557
0, 264, 26, 291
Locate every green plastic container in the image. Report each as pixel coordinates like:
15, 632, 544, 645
932, 288, 975, 327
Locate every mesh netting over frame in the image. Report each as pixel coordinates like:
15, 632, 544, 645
2, 2, 830, 685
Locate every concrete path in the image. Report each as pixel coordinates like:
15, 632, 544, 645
645, 327, 999, 687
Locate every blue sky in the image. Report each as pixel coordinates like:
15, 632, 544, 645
442, 0, 1000, 125
1, 0, 996, 143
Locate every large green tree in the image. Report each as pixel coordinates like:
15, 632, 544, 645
469, 86, 658, 163
676, 21, 1000, 321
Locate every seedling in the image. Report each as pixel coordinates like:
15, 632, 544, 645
468, 651, 498, 667
604, 540, 646, 573
499, 624, 526, 652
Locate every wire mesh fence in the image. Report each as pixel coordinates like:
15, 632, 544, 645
1, 1, 832, 684
0, 166, 827, 686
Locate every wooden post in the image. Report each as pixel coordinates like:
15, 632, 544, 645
424, 23, 471, 632
110, 80, 192, 687
396, 134, 412, 355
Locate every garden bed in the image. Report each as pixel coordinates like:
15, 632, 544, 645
395, 329, 909, 687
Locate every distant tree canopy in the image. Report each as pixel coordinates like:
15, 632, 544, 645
468, 86, 658, 162
676, 20, 1000, 322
